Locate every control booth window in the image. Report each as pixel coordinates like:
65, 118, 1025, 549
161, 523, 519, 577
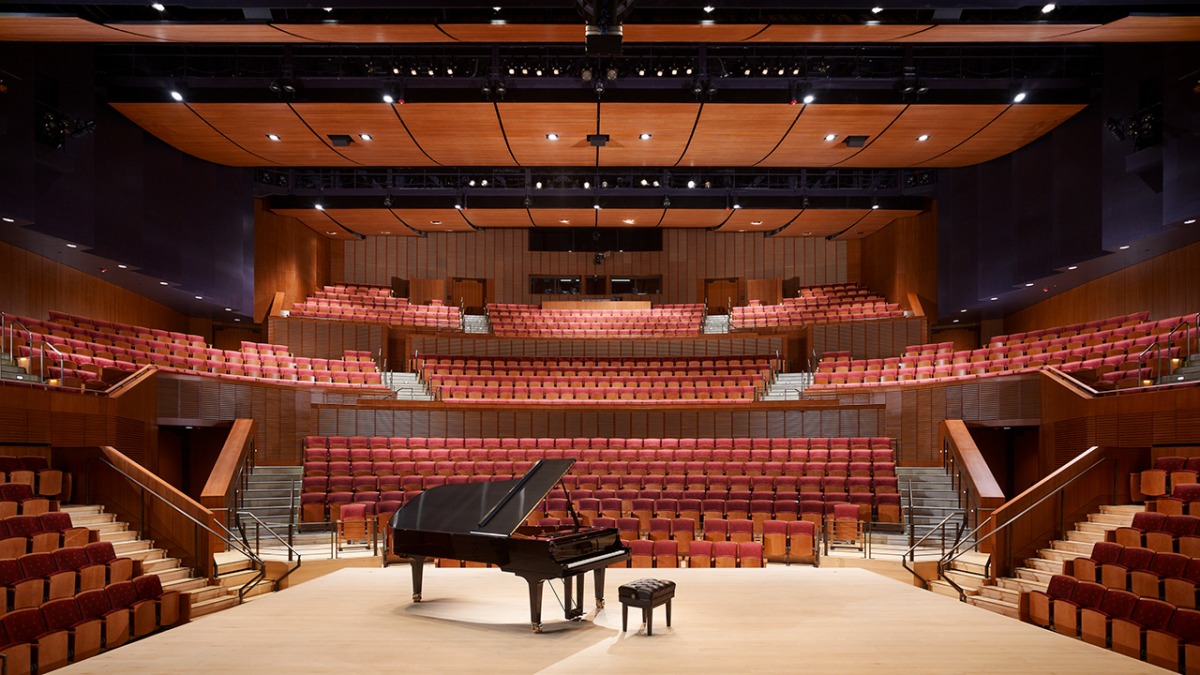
529, 276, 582, 295
610, 276, 662, 295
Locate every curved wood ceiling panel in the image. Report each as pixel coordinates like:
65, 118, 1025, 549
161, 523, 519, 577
0, 16, 158, 41
327, 209, 418, 236
893, 24, 1097, 42
291, 103, 432, 166
438, 23, 581, 42
678, 104, 803, 167
919, 103, 1085, 167
751, 24, 929, 42
394, 208, 474, 232
458, 209, 534, 228
596, 208, 661, 228
496, 103, 598, 167
837, 104, 1006, 168
598, 103, 700, 167
775, 208, 922, 238
1056, 15, 1200, 42
270, 208, 343, 238
717, 209, 801, 233
110, 102, 266, 165
269, 23, 454, 42
529, 208, 598, 228
397, 104, 516, 166
622, 24, 766, 42
190, 103, 352, 165
106, 23, 311, 42
658, 209, 730, 228
758, 104, 906, 167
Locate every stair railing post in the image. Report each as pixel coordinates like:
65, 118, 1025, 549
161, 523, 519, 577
288, 479, 296, 561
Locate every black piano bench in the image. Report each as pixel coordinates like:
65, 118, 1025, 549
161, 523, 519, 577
619, 578, 675, 636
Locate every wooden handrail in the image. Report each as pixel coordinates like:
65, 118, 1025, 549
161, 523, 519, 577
940, 420, 1005, 553
98, 445, 222, 577
906, 291, 926, 318
201, 418, 256, 529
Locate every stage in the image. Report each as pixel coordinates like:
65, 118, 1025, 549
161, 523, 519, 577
62, 565, 1161, 674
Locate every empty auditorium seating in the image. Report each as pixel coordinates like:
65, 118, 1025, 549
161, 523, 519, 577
288, 284, 461, 330
730, 283, 904, 330
488, 303, 703, 338
808, 311, 1194, 392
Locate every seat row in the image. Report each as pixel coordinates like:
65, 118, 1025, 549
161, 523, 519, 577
0, 574, 180, 675
302, 447, 896, 466
0, 483, 61, 518
990, 311, 1152, 348
1025, 573, 1200, 672
0, 458, 66, 500
1110, 512, 1200, 555
47, 310, 206, 348
302, 435, 890, 451
439, 385, 758, 403
0, 512, 91, 559
0, 542, 137, 613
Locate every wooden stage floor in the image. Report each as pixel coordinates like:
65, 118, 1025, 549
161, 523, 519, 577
62, 566, 1162, 674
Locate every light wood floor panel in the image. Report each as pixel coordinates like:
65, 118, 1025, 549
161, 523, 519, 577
62, 566, 1159, 674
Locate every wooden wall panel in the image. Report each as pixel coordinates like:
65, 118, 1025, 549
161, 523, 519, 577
267, 317, 387, 363
338, 229, 850, 306
254, 202, 331, 324
859, 204, 938, 321
1005, 239, 1200, 334
0, 240, 188, 332
810, 317, 925, 360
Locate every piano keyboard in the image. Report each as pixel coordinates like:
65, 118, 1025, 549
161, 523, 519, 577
565, 549, 629, 570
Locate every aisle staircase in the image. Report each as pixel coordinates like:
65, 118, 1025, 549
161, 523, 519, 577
703, 314, 731, 334
1162, 353, 1200, 384
63, 503, 274, 619
0, 349, 44, 384
383, 372, 434, 401
925, 504, 1140, 619
761, 372, 814, 400
238, 466, 302, 528
462, 314, 490, 334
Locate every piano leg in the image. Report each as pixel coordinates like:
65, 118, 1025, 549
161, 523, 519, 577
409, 555, 425, 602
525, 577, 544, 633
593, 567, 606, 609
574, 573, 585, 619
562, 574, 584, 621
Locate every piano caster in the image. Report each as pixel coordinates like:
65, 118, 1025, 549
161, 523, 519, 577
596, 599, 605, 609
532, 623, 543, 633
412, 594, 422, 602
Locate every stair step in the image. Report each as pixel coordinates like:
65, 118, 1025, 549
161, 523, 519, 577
1077, 520, 1118, 534
214, 551, 255, 575
61, 505, 104, 517
927, 579, 964, 599
1051, 539, 1094, 554
168, 578, 212, 594
188, 594, 240, 619
1089, 513, 1133, 526
1027, 557, 1066, 573
967, 594, 1021, 619
216, 569, 261, 588
974, 584, 1021, 604
1066, 530, 1106, 544
944, 569, 988, 591
112, 539, 153, 554
98, 529, 139, 542
150, 567, 193, 583
1015, 566, 1055, 586
141, 557, 182, 573
1100, 505, 1145, 516
72, 514, 119, 528
89, 521, 128, 535
998, 576, 1048, 594
123, 547, 166, 562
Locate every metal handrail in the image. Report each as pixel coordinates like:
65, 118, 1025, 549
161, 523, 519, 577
85, 456, 268, 603
40, 340, 67, 386
939, 452, 1109, 585
901, 510, 967, 589
1137, 341, 1164, 388
727, 296, 735, 332
234, 510, 302, 587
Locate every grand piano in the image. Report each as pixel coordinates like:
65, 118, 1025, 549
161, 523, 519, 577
389, 458, 631, 632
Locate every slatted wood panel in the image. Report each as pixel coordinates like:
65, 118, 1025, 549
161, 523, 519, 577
189, 103, 350, 165
811, 317, 926, 361
837, 105, 1007, 168
1005, 239, 1200, 335
254, 204, 332, 321
919, 104, 1085, 167
398, 104, 516, 166
290, 103, 431, 166
859, 208, 938, 318
0, 240, 189, 331
267, 317, 387, 362
408, 335, 783, 359
678, 104, 802, 167
106, 23, 311, 42
339, 228, 850, 306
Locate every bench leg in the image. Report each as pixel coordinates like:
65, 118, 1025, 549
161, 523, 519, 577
645, 607, 653, 636
622, 603, 628, 632
666, 599, 672, 628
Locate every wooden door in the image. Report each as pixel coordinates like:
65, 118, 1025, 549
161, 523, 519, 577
704, 278, 739, 315
450, 278, 486, 313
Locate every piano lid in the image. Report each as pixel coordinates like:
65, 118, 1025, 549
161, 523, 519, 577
390, 459, 575, 537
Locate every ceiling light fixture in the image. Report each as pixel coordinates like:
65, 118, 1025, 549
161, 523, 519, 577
66, 243, 77, 249
118, 264, 128, 269
169, 90, 183, 102
325, 231, 336, 235
989, 297, 999, 301
687, 180, 696, 188
960, 309, 967, 313
623, 218, 636, 224
1, 217, 13, 223
546, 133, 559, 141
266, 133, 280, 141
382, 94, 395, 104
1041, 3, 1056, 13
1119, 244, 1130, 250
151, 2, 165, 10
1012, 92, 1027, 103
560, 219, 570, 224
195, 295, 202, 300
1067, 265, 1078, 270
871, 6, 883, 13
639, 133, 652, 141
314, 204, 324, 211
1025, 283, 1034, 287
802, 93, 815, 104
824, 134, 837, 141
359, 134, 373, 142
917, 134, 930, 142
703, 5, 715, 13
751, 220, 763, 225
159, 281, 169, 286
1185, 219, 1197, 224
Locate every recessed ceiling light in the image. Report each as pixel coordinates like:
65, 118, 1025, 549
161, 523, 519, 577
1, 217, 13, 223
1024, 283, 1034, 287
871, 204, 880, 210
732, 203, 742, 210
559, 219, 570, 224
1119, 244, 1130, 250
803, 232, 813, 236
751, 220, 763, 225
314, 204, 324, 211
151, 2, 165, 11
917, 134, 930, 142
1067, 265, 1078, 270
1185, 219, 1196, 224
359, 134, 373, 142
195, 295, 202, 300
639, 133, 652, 141
118, 264, 128, 269
824, 134, 837, 142
687, 180, 696, 188
593, 204, 602, 210
990, 297, 998, 301
266, 133, 280, 141
381, 230, 391, 234
1041, 3, 1056, 13
802, 94, 815, 104
224, 307, 232, 312
66, 243, 77, 249
1012, 92, 1027, 103
454, 203, 462, 210
953, 319, 960, 323
322, 6, 332, 11
703, 5, 715, 13
159, 281, 169, 286
430, 220, 441, 225
234, 318, 241, 322
169, 90, 183, 102
546, 133, 560, 141
960, 309, 967, 313
325, 231, 337, 235
492, 5, 501, 11
623, 218, 636, 224
382, 94, 395, 104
